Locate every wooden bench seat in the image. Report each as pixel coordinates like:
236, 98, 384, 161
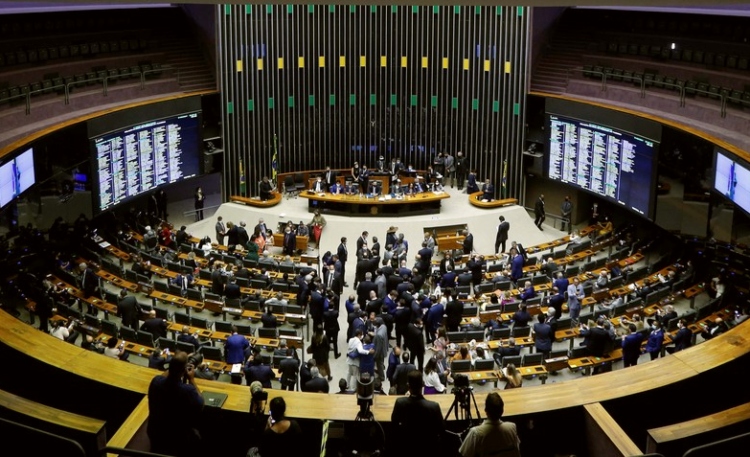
468, 191, 518, 208
230, 193, 282, 208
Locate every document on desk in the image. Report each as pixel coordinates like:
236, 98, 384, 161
98, 241, 111, 248
231, 363, 242, 374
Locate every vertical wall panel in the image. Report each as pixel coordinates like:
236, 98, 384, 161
219, 5, 530, 201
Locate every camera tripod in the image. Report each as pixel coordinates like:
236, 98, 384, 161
444, 386, 482, 422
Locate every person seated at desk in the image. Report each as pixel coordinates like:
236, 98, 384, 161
311, 176, 325, 193
405, 182, 417, 197
343, 181, 356, 196
177, 326, 203, 352
329, 181, 343, 195
596, 216, 613, 238
502, 363, 523, 389
512, 303, 532, 327
259, 176, 274, 201
481, 178, 495, 201
413, 176, 426, 193
466, 169, 479, 194
701, 317, 728, 340
519, 281, 536, 302
259, 251, 279, 269
245, 349, 276, 388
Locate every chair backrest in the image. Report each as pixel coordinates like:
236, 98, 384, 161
235, 324, 253, 336
511, 326, 530, 338
464, 330, 485, 342
176, 341, 196, 354
504, 302, 520, 312
474, 359, 495, 371
501, 355, 522, 368
191, 316, 209, 330
475, 282, 495, 294
214, 321, 234, 333
251, 279, 269, 289
186, 288, 203, 301
279, 328, 298, 337
447, 331, 466, 343
566, 265, 580, 277
204, 292, 222, 302
137, 330, 155, 348
174, 312, 190, 325
157, 337, 176, 351
569, 346, 589, 359
153, 281, 169, 293
257, 328, 278, 339
532, 275, 549, 286
100, 320, 118, 337
450, 359, 472, 373
522, 353, 543, 366
200, 345, 223, 361
462, 305, 478, 317
491, 328, 511, 340
119, 326, 137, 343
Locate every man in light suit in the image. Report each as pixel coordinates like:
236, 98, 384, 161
215, 216, 226, 245
373, 317, 389, 382
461, 229, 474, 255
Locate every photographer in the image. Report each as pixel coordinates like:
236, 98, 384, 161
259, 397, 302, 457
147, 352, 204, 456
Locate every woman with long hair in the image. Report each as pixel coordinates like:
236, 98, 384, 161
503, 363, 523, 389
194, 187, 204, 221
309, 326, 331, 380
423, 357, 445, 394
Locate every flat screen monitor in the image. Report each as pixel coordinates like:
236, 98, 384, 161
91, 111, 201, 213
714, 149, 750, 214
0, 148, 35, 208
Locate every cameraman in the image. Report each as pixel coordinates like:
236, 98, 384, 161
147, 352, 204, 456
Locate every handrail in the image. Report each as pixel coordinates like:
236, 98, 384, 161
568, 66, 736, 115
0, 66, 178, 111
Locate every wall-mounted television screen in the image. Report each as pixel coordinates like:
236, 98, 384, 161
92, 111, 201, 212
0, 148, 36, 208
545, 98, 661, 219
714, 149, 750, 214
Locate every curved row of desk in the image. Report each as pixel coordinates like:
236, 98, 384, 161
1, 308, 749, 456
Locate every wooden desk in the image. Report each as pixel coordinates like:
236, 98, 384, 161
230, 193, 282, 208
299, 191, 450, 216
437, 235, 465, 251
468, 192, 519, 208
148, 290, 204, 312
271, 233, 309, 252
95, 271, 138, 293
49, 275, 118, 315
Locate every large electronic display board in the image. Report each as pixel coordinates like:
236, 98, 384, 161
92, 111, 201, 212
546, 114, 658, 219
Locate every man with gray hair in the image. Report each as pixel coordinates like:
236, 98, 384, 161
373, 317, 389, 382
304, 366, 330, 393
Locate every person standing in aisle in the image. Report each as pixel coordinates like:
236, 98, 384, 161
495, 215, 510, 254
534, 194, 546, 230
560, 196, 573, 234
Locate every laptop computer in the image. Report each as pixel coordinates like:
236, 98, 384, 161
202, 391, 228, 408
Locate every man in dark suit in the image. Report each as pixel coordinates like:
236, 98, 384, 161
495, 216, 510, 254
283, 226, 296, 255
405, 318, 426, 371
391, 370, 444, 457
668, 319, 692, 354
391, 352, 417, 395
510, 241, 527, 261
534, 194, 546, 230
303, 366, 330, 393
254, 218, 268, 239
141, 310, 168, 340
356, 231, 369, 253
117, 288, 141, 329
547, 286, 565, 320
224, 277, 241, 299
621, 323, 644, 367
236, 222, 249, 247
323, 166, 337, 190
481, 178, 495, 201
461, 229, 474, 255
492, 338, 521, 367
553, 272, 569, 296
175, 225, 190, 247
445, 290, 463, 332
278, 348, 300, 391
337, 237, 349, 287
79, 262, 99, 314
210, 265, 224, 295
